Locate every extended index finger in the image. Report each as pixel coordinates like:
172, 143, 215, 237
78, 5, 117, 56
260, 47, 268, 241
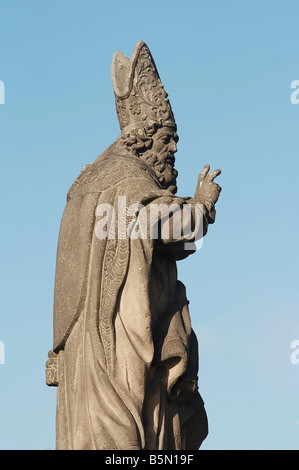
206, 169, 221, 182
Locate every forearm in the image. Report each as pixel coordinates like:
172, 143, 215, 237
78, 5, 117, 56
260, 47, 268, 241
152, 196, 212, 259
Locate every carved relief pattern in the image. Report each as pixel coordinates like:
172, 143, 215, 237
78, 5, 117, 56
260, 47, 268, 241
135, 45, 172, 123
115, 98, 130, 129
115, 44, 174, 130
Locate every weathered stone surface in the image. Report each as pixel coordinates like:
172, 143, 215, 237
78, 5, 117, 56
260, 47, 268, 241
46, 41, 221, 450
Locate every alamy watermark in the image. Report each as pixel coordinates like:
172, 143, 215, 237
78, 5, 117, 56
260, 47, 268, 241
0, 80, 5, 104
0, 341, 5, 365
94, 196, 205, 251
290, 339, 299, 365
290, 80, 299, 105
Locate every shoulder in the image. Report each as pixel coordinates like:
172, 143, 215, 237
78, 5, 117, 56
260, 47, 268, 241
67, 140, 161, 200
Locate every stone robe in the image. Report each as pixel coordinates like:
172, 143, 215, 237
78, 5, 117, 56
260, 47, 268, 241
49, 139, 210, 450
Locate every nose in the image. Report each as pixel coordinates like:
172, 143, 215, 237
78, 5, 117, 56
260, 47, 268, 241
169, 139, 177, 153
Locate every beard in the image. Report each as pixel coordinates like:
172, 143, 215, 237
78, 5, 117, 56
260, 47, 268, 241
139, 150, 178, 194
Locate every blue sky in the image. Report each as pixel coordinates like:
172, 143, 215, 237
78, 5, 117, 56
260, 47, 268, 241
0, 0, 299, 450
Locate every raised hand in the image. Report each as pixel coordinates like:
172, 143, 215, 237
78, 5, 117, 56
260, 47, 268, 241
195, 164, 222, 222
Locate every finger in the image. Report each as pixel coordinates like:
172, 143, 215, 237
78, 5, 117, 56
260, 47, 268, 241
206, 169, 221, 182
198, 164, 210, 181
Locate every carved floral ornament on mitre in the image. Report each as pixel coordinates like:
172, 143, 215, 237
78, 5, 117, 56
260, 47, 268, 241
111, 41, 176, 133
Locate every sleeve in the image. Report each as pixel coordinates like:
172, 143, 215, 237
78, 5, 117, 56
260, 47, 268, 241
146, 194, 212, 260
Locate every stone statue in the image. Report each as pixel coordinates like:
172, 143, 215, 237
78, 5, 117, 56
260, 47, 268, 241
46, 41, 221, 450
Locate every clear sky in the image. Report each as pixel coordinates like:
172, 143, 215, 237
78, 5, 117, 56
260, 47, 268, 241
0, 0, 299, 450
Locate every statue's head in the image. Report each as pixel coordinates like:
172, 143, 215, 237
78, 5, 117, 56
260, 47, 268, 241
111, 41, 179, 194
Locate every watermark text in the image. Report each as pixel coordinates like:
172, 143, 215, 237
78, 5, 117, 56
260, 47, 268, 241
290, 339, 299, 365
94, 196, 204, 251
0, 341, 5, 365
290, 80, 299, 105
0, 81, 4, 104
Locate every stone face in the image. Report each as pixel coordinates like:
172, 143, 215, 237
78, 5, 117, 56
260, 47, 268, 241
46, 41, 221, 450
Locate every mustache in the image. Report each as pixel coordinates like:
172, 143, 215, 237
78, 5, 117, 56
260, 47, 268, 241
157, 151, 175, 165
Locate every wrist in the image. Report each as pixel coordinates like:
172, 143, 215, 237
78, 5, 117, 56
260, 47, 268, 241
194, 195, 216, 223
